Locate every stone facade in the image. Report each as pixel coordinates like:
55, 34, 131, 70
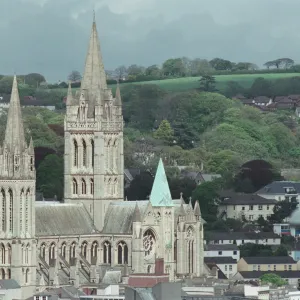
0, 19, 205, 299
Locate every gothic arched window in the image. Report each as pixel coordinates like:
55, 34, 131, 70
7, 269, 10, 279
81, 179, 86, 194
81, 242, 88, 258
1, 189, 5, 232
73, 140, 78, 167
49, 243, 56, 260
70, 242, 76, 259
103, 241, 111, 264
40, 244, 46, 259
25, 268, 29, 284
143, 230, 156, 259
91, 139, 94, 168
0, 244, 5, 264
61, 243, 66, 258
20, 189, 24, 234
25, 189, 30, 233
7, 244, 11, 264
90, 179, 94, 195
91, 241, 98, 258
186, 227, 194, 274
72, 179, 78, 195
117, 241, 128, 265
0, 268, 5, 279
25, 244, 30, 264
82, 139, 87, 167
8, 189, 13, 233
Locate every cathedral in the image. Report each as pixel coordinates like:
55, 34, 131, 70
0, 18, 205, 298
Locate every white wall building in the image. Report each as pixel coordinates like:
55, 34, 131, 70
204, 244, 240, 260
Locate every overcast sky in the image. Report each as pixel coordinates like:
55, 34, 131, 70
1, 0, 299, 81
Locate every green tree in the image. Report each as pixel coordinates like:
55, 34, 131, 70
162, 58, 186, 76
239, 243, 273, 257
37, 154, 64, 200
209, 58, 233, 70
199, 75, 216, 92
24, 73, 46, 87
260, 274, 287, 287
273, 245, 288, 256
68, 70, 82, 82
168, 177, 197, 201
268, 198, 298, 223
249, 77, 272, 97
145, 65, 161, 77
154, 120, 174, 144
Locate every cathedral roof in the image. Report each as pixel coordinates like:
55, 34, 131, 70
4, 75, 26, 151
149, 159, 173, 207
35, 202, 98, 236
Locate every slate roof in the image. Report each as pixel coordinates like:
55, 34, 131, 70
0, 279, 20, 289
204, 257, 237, 264
238, 271, 300, 279
242, 256, 296, 264
220, 193, 276, 205
256, 181, 300, 195
206, 231, 280, 241
35, 202, 98, 236
102, 270, 122, 284
205, 244, 238, 251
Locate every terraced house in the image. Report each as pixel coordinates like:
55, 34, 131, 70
0, 18, 205, 299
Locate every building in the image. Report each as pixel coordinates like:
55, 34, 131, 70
80, 285, 124, 300
0, 18, 205, 299
204, 244, 240, 260
204, 257, 237, 279
273, 223, 291, 236
180, 171, 221, 185
0, 279, 22, 300
237, 256, 297, 272
205, 231, 281, 246
256, 181, 300, 201
218, 193, 276, 221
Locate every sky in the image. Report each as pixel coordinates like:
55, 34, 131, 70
1, 0, 300, 81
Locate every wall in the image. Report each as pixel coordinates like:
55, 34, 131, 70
216, 263, 237, 279
208, 238, 281, 246
204, 249, 240, 260
237, 259, 297, 272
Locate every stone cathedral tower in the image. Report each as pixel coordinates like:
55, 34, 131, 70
64, 19, 124, 230
0, 76, 36, 298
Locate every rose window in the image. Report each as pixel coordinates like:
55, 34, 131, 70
143, 230, 155, 259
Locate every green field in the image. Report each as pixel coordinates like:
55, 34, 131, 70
54, 73, 300, 95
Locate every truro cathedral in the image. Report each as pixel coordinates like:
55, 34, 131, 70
0, 18, 205, 298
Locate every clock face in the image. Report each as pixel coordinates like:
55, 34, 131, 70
143, 230, 155, 260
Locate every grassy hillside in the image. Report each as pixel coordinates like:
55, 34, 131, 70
52, 73, 300, 96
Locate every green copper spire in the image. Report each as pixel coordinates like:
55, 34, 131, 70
149, 158, 173, 207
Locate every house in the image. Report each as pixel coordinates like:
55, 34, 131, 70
205, 231, 281, 246
180, 171, 221, 185
254, 96, 272, 106
273, 223, 291, 236
79, 285, 124, 300
204, 244, 240, 260
289, 242, 300, 262
30, 286, 86, 299
237, 256, 297, 272
233, 271, 300, 286
204, 257, 237, 279
256, 181, 300, 201
218, 192, 276, 221
0, 279, 22, 300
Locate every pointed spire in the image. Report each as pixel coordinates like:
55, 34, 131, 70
179, 202, 186, 217
194, 200, 201, 216
28, 136, 34, 154
189, 197, 193, 208
66, 81, 73, 106
115, 81, 122, 106
133, 201, 142, 222
149, 158, 173, 207
4, 75, 26, 151
81, 17, 107, 96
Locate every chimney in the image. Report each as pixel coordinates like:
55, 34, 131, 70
155, 258, 164, 275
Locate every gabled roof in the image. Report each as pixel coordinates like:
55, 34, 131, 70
149, 159, 173, 207
206, 231, 280, 241
220, 193, 276, 205
256, 181, 300, 195
35, 202, 98, 236
242, 256, 296, 264
204, 257, 237, 264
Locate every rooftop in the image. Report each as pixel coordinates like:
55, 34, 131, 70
239, 270, 300, 279
204, 257, 237, 264
220, 193, 276, 205
206, 231, 280, 241
205, 244, 239, 251
256, 181, 300, 195
242, 256, 296, 264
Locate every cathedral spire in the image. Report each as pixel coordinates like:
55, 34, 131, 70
66, 81, 73, 106
133, 201, 142, 222
4, 75, 26, 151
115, 81, 122, 106
149, 158, 173, 207
28, 136, 34, 154
194, 200, 201, 216
81, 16, 107, 94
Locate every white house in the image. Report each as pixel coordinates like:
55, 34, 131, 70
205, 231, 281, 246
204, 244, 240, 260
204, 257, 237, 279
218, 193, 276, 221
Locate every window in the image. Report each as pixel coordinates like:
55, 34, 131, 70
91, 139, 94, 168
82, 139, 87, 167
1, 190, 5, 232
274, 265, 276, 271
81, 179, 86, 194
218, 251, 222, 255
229, 265, 232, 271
258, 265, 261, 271
249, 205, 253, 210
73, 140, 78, 167
8, 189, 13, 232
249, 215, 253, 220
258, 205, 263, 210
233, 205, 236, 210
233, 251, 237, 255
268, 264, 271, 271
267, 205, 269, 210
284, 265, 287, 270
289, 265, 292, 271
90, 179, 94, 195
117, 241, 128, 264
72, 179, 78, 195
242, 206, 245, 210
225, 265, 227, 271
242, 240, 244, 244
253, 264, 257, 270
103, 241, 112, 264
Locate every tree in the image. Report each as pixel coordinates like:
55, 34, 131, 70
127, 64, 145, 77
145, 65, 161, 77
168, 177, 197, 201
264, 58, 294, 69
115, 65, 127, 80
209, 58, 233, 71
249, 77, 272, 97
68, 70, 82, 82
153, 120, 174, 144
239, 243, 272, 257
24, 73, 46, 87
37, 154, 64, 200
162, 58, 186, 76
268, 198, 298, 223
260, 274, 287, 287
273, 245, 288, 256
190, 59, 213, 76
199, 75, 216, 92
233, 62, 258, 71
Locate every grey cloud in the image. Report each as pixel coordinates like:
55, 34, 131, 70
1, 0, 300, 81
